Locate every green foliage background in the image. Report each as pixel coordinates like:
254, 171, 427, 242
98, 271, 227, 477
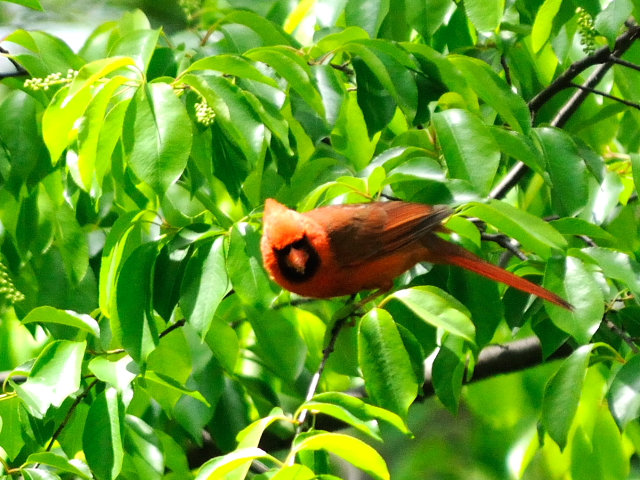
1, 0, 640, 478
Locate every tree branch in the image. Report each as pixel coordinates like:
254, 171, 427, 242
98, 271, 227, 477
490, 24, 640, 200
0, 46, 29, 80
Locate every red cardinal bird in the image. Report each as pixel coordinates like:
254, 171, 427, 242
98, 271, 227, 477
260, 199, 572, 309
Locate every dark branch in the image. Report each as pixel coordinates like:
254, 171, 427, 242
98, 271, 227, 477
529, 25, 640, 114
0, 45, 29, 80
490, 24, 640, 200
481, 233, 528, 261
569, 82, 640, 111
46, 379, 99, 452
422, 337, 573, 397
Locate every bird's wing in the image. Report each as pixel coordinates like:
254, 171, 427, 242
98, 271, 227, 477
304, 202, 453, 267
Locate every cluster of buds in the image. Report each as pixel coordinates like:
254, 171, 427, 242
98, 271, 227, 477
195, 99, 215, 126
0, 259, 24, 306
24, 69, 78, 91
179, 0, 201, 22
577, 8, 597, 55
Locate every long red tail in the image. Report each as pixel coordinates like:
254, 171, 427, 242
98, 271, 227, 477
430, 238, 573, 310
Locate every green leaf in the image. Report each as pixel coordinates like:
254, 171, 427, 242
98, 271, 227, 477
181, 74, 265, 168
196, 447, 277, 480
0, 395, 25, 460
123, 416, 163, 480
449, 56, 530, 135
216, 10, 294, 47
3, 0, 43, 10
225, 409, 290, 480
358, 309, 418, 419
55, 202, 89, 286
142, 371, 210, 407
549, 218, 616, 242
42, 85, 93, 165
292, 432, 390, 480
16, 340, 86, 417
114, 241, 161, 365
315, 26, 370, 53
431, 335, 466, 414
432, 109, 501, 195
99, 210, 150, 317
544, 256, 603, 344
248, 307, 308, 382
74, 75, 130, 191
24, 453, 90, 479
21, 306, 99, 337
83, 388, 125, 480
631, 153, 640, 195
3, 30, 84, 78
20, 468, 61, 480
246, 46, 325, 116
489, 127, 546, 176
463, 0, 503, 31
342, 41, 418, 123
123, 83, 192, 195
387, 286, 475, 342
226, 223, 277, 308
300, 392, 411, 441
595, 0, 633, 45
205, 318, 240, 374
181, 236, 230, 339
110, 29, 160, 73
0, 91, 45, 191
270, 465, 316, 480
580, 247, 640, 300
541, 344, 598, 450
88, 356, 138, 393
181, 55, 279, 87
535, 127, 589, 217
464, 200, 568, 259
331, 91, 378, 169
532, 0, 563, 52
345, 0, 390, 37
608, 354, 640, 429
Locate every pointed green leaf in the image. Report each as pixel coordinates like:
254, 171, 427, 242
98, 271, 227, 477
16, 340, 86, 417
544, 256, 603, 344
387, 286, 475, 342
608, 354, 640, 429
541, 344, 598, 450
21, 306, 99, 337
196, 447, 277, 480
293, 433, 390, 480
25, 453, 90, 479
433, 109, 500, 195
123, 83, 192, 195
181, 236, 230, 338
464, 200, 567, 259
358, 309, 418, 419
83, 388, 125, 480
114, 241, 161, 364
450, 56, 530, 134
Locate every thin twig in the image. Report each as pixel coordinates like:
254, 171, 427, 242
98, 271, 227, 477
608, 56, 640, 73
500, 55, 512, 86
606, 318, 640, 354
296, 291, 384, 425
0, 45, 29, 79
296, 317, 349, 426
481, 233, 528, 261
46, 379, 99, 452
160, 318, 186, 338
569, 82, 640, 111
490, 24, 640, 200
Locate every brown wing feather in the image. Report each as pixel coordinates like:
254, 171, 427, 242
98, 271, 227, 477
304, 201, 453, 267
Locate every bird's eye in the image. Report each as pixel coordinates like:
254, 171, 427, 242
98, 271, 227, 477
274, 236, 321, 283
